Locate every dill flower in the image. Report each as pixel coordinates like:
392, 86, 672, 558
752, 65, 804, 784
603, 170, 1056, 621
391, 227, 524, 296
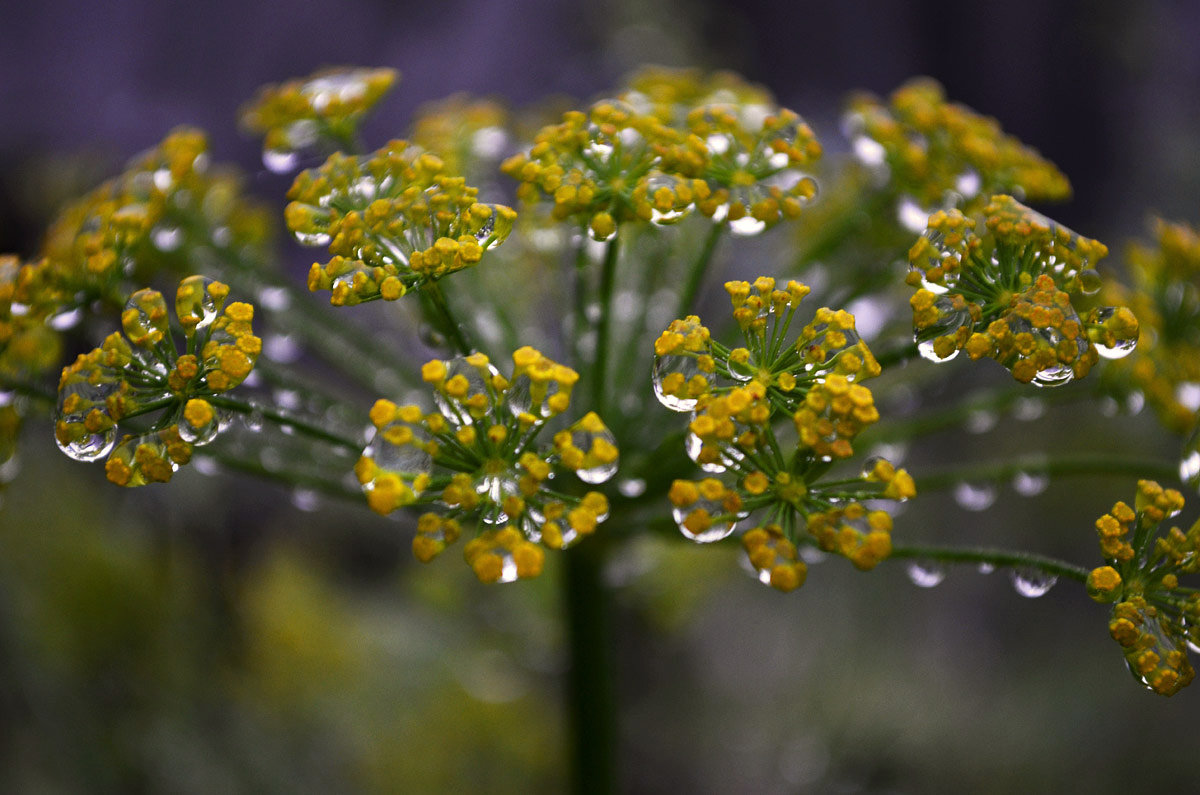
54, 275, 260, 485
33, 128, 271, 310
240, 66, 399, 172
409, 93, 512, 182
1104, 218, 1200, 435
844, 77, 1071, 221
501, 98, 701, 239
356, 347, 618, 582
287, 140, 516, 306
907, 195, 1137, 386
1087, 480, 1199, 696
654, 277, 911, 590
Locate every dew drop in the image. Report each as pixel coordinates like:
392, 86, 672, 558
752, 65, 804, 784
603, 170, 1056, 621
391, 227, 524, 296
651, 354, 715, 412
728, 215, 766, 237
1031, 362, 1075, 388
851, 135, 886, 166
291, 229, 332, 247
965, 409, 997, 434
671, 506, 737, 544
1077, 268, 1103, 295
906, 560, 945, 588
954, 481, 996, 512
917, 338, 959, 363
897, 196, 931, 233
977, 562, 995, 575
1011, 397, 1045, 422
264, 333, 302, 363
179, 411, 222, 446
56, 427, 117, 463
1095, 337, 1137, 360
0, 454, 20, 484
618, 478, 646, 498
257, 286, 292, 312
263, 148, 299, 174
1009, 567, 1057, 598
1012, 470, 1049, 496
151, 225, 183, 252
291, 488, 322, 512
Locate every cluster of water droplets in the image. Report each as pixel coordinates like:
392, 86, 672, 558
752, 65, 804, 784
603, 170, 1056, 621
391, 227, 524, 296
905, 560, 1059, 598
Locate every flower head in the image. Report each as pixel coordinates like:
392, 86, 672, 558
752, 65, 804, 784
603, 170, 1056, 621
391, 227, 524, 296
410, 94, 512, 182
287, 140, 516, 305
356, 347, 617, 582
240, 66, 399, 171
655, 277, 910, 590
54, 275, 260, 485
1103, 218, 1200, 435
844, 77, 1071, 214
907, 195, 1136, 386
1087, 480, 1199, 696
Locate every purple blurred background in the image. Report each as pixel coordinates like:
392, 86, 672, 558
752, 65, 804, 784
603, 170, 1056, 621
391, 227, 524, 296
2, 0, 1198, 253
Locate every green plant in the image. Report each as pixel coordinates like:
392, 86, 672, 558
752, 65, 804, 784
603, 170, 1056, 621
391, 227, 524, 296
2, 65, 1199, 791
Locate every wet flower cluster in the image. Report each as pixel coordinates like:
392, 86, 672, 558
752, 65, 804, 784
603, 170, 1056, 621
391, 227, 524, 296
409, 94, 512, 182
844, 77, 1071, 214
501, 67, 820, 240
54, 276, 261, 486
356, 347, 618, 582
0, 129, 268, 464
285, 140, 517, 306
907, 195, 1138, 386
240, 66, 399, 172
1104, 218, 1200, 436
1087, 480, 1200, 696
653, 276, 913, 591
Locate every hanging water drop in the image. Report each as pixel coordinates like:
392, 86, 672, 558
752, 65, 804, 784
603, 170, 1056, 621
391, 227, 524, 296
1009, 567, 1057, 598
1012, 471, 1049, 496
728, 215, 766, 237
953, 481, 996, 511
906, 560, 945, 588
263, 148, 299, 174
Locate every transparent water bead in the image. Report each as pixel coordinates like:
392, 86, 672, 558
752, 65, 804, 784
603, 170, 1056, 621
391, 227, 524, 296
151, 225, 183, 252
906, 560, 945, 588
175, 276, 223, 332
652, 353, 715, 412
361, 428, 432, 479
672, 503, 738, 543
263, 148, 300, 174
917, 338, 959, 363
291, 227, 332, 247
1180, 423, 1200, 492
953, 482, 996, 512
56, 425, 118, 463
433, 356, 501, 425
728, 215, 766, 237
1009, 567, 1057, 598
179, 408, 223, 446
477, 475, 522, 524
1090, 307, 1138, 359
685, 431, 742, 474
1012, 470, 1049, 496
564, 416, 619, 484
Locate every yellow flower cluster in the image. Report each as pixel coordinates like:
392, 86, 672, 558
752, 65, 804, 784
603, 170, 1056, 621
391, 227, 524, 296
844, 77, 1071, 210
1087, 480, 1200, 696
907, 195, 1137, 386
54, 276, 260, 486
286, 140, 517, 305
239, 66, 398, 169
502, 68, 821, 239
356, 347, 617, 582
657, 276, 912, 590
1103, 218, 1200, 435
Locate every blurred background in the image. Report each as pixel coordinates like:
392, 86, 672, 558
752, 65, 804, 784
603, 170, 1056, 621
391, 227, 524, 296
1, 0, 1198, 792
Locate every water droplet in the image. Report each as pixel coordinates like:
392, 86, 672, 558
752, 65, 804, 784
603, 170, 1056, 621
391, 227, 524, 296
151, 225, 183, 252
851, 135, 886, 166
1180, 425, 1200, 491
917, 338, 960, 363
1095, 336, 1137, 360
954, 482, 996, 512
1031, 362, 1076, 388
686, 431, 731, 473
977, 562, 995, 575
1011, 397, 1044, 422
954, 169, 981, 199
1176, 382, 1200, 412
46, 306, 83, 331
192, 454, 219, 476
257, 286, 291, 312
263, 148, 299, 174
1012, 470, 1049, 496
291, 228, 332, 247
0, 454, 20, 484
56, 426, 117, 462
906, 560, 945, 588
728, 215, 766, 237
291, 488, 322, 512
264, 333, 302, 363
897, 196, 932, 233
273, 389, 302, 411
618, 478, 646, 497
1009, 567, 1057, 598
965, 409, 997, 434
433, 357, 501, 425
1077, 268, 1103, 295
672, 505, 738, 543
179, 411, 222, 446
652, 354, 715, 412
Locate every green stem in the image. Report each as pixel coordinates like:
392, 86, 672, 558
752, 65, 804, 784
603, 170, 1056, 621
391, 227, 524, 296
206, 451, 363, 502
675, 223, 723, 319
206, 394, 361, 451
563, 536, 617, 795
888, 543, 1090, 582
420, 280, 474, 357
914, 453, 1179, 492
590, 235, 621, 415
873, 340, 919, 371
